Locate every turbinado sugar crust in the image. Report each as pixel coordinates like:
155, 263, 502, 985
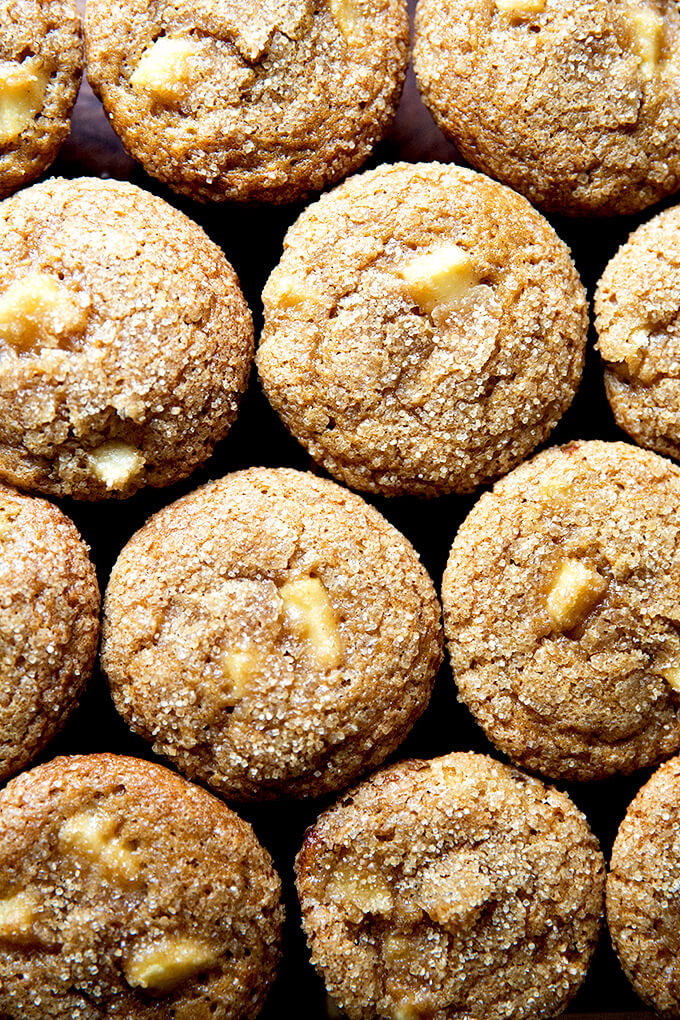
0, 754, 283, 1019
85, 0, 409, 203
258, 162, 587, 496
296, 752, 605, 1020
101, 468, 443, 800
442, 440, 680, 781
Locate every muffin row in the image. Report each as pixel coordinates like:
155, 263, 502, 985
1, 165, 679, 503
7, 1, 680, 215
0, 746, 678, 1019
4, 437, 680, 795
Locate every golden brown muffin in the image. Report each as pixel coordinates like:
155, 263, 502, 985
595, 203, 680, 459
0, 483, 99, 781
296, 752, 605, 1020
0, 0, 83, 199
442, 440, 680, 781
101, 467, 443, 800
607, 755, 680, 1018
0, 177, 253, 500
0, 754, 283, 1019
84, 0, 409, 204
414, 0, 680, 216
257, 162, 588, 497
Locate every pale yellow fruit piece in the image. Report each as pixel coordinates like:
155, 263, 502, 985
0, 274, 89, 353
265, 273, 321, 310
399, 245, 481, 314
538, 470, 573, 499
629, 6, 665, 78
221, 646, 261, 703
59, 811, 139, 879
659, 666, 680, 692
124, 937, 218, 991
0, 59, 47, 143
331, 0, 362, 41
496, 0, 545, 14
0, 891, 37, 941
280, 576, 343, 669
130, 36, 203, 103
547, 558, 607, 631
327, 861, 394, 914
87, 441, 145, 491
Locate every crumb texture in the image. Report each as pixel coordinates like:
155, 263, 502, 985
84, 0, 409, 203
414, 0, 680, 216
607, 755, 680, 1018
595, 203, 680, 459
0, 484, 99, 781
257, 162, 587, 497
296, 752, 605, 1020
0, 0, 82, 199
101, 467, 443, 800
442, 440, 680, 781
0, 754, 283, 1019
0, 177, 253, 500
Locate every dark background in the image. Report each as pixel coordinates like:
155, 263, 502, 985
28, 1, 677, 1015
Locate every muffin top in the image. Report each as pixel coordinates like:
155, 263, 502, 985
0, 754, 283, 1020
414, 0, 680, 216
296, 752, 605, 1020
0, 176, 253, 500
0, 483, 99, 782
258, 162, 587, 497
595, 202, 680, 459
442, 440, 680, 781
101, 467, 443, 800
608, 754, 680, 1019
0, 0, 83, 199
85, 0, 409, 203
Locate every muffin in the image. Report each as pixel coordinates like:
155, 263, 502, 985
0, 483, 99, 781
101, 467, 443, 800
442, 440, 680, 781
84, 0, 409, 204
257, 162, 587, 497
0, 753, 283, 1019
414, 0, 680, 216
0, 0, 83, 199
296, 752, 605, 1020
0, 176, 253, 500
607, 754, 680, 1018
595, 202, 680, 459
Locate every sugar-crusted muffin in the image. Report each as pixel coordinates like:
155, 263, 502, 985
296, 752, 605, 1020
607, 755, 680, 1018
84, 0, 409, 204
0, 177, 253, 500
101, 467, 443, 800
0, 483, 99, 782
0, 753, 283, 1019
0, 0, 83, 200
257, 162, 587, 497
414, 0, 680, 216
595, 203, 680, 459
442, 440, 680, 781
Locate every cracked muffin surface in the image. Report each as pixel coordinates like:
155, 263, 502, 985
0, 176, 253, 500
442, 440, 680, 781
0, 753, 283, 1020
101, 467, 443, 800
295, 752, 605, 1020
0, 0, 83, 200
414, 0, 680, 216
595, 203, 680, 459
607, 755, 680, 1019
257, 162, 587, 497
0, 483, 99, 782
84, 0, 409, 203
